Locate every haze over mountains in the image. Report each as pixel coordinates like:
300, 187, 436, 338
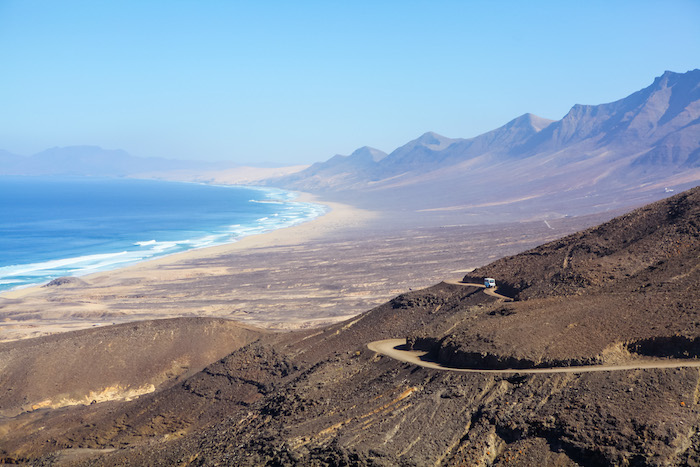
0, 146, 232, 178
2, 71, 700, 465
270, 70, 700, 218
2, 70, 698, 221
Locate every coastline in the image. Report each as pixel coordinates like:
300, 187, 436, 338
0, 192, 381, 341
0, 180, 326, 294
0, 186, 612, 343
1, 192, 374, 301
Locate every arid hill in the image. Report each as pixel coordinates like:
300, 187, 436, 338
466, 186, 699, 300
423, 186, 700, 368
0, 318, 263, 418
1, 187, 699, 466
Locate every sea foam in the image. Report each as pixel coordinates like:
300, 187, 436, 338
0, 179, 326, 292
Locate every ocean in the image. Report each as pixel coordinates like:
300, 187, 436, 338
0, 176, 325, 293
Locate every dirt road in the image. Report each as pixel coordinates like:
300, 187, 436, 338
367, 339, 700, 374
443, 279, 512, 300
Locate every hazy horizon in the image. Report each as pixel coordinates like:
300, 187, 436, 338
1, 1, 698, 165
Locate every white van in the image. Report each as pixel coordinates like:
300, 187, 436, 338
484, 278, 496, 288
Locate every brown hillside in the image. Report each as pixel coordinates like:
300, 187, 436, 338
0, 318, 264, 418
465, 186, 699, 300
2, 187, 700, 466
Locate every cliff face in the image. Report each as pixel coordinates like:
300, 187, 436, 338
2, 188, 700, 466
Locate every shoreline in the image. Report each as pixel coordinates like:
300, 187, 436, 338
0, 182, 327, 296
0, 187, 613, 343
0, 192, 386, 342
1, 192, 376, 301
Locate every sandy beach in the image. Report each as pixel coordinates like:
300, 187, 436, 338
1, 193, 371, 299
0, 191, 615, 343
0, 193, 370, 339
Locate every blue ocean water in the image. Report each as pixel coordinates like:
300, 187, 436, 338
0, 177, 325, 292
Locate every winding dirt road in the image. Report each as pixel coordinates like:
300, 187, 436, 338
367, 339, 700, 374
443, 279, 512, 300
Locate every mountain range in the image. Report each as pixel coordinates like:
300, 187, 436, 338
2, 70, 699, 221
269, 70, 700, 219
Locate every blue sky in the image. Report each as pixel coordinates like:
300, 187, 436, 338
0, 1, 698, 165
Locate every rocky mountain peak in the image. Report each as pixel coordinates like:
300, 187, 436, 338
413, 131, 455, 150
539, 69, 700, 150
349, 146, 388, 162
653, 69, 700, 89
508, 113, 554, 132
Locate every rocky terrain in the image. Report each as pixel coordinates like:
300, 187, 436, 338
0, 187, 698, 466
417, 186, 700, 369
0, 318, 264, 419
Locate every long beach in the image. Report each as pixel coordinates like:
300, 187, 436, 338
0, 190, 611, 342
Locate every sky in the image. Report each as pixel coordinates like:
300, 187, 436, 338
0, 1, 699, 166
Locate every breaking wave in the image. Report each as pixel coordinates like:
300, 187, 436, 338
0, 181, 326, 292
